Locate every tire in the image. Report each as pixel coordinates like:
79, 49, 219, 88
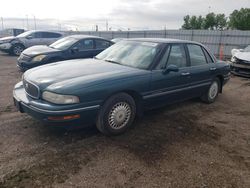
201, 78, 221, 104
11, 44, 25, 56
96, 93, 136, 136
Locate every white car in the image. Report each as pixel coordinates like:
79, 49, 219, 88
230, 45, 250, 77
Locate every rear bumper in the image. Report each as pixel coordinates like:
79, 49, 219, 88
13, 82, 99, 126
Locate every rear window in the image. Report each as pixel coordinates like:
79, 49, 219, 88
187, 44, 207, 66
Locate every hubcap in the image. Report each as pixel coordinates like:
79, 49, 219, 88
209, 82, 218, 99
13, 46, 23, 55
108, 102, 131, 130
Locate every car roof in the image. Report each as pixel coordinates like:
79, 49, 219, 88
126, 38, 201, 45
66, 35, 109, 40
27, 30, 62, 34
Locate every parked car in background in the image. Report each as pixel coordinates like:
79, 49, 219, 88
0, 30, 63, 56
111, 38, 125, 43
0, 28, 25, 38
17, 35, 113, 71
13, 38, 230, 135
230, 45, 250, 77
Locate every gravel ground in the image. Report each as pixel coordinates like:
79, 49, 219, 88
0, 52, 249, 188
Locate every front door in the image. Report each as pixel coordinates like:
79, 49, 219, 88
69, 39, 95, 59
144, 44, 191, 108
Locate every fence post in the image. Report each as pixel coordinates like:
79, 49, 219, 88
191, 30, 194, 41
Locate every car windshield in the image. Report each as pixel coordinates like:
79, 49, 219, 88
49, 37, 78, 50
16, 31, 34, 37
96, 41, 159, 69
244, 45, 250, 52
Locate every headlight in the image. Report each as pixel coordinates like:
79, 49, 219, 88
42, 91, 80, 104
32, 55, 46, 62
231, 56, 236, 63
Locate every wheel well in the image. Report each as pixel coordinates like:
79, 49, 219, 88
103, 90, 144, 117
216, 75, 224, 93
13, 43, 25, 48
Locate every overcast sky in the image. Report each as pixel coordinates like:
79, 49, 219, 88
0, 0, 250, 31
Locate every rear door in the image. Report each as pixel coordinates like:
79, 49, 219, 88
184, 44, 213, 97
145, 44, 191, 108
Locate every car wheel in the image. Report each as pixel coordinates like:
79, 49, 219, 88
12, 44, 24, 56
201, 78, 220, 103
96, 93, 136, 135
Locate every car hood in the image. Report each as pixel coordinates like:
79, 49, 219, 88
22, 45, 60, 57
0, 36, 15, 43
234, 52, 250, 62
24, 59, 148, 91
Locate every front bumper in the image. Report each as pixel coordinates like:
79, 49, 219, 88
17, 59, 42, 72
0, 42, 12, 50
230, 62, 250, 78
13, 82, 99, 126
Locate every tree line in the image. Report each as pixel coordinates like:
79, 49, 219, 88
181, 8, 250, 30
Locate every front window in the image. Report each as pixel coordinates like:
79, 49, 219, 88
96, 41, 159, 69
49, 37, 78, 50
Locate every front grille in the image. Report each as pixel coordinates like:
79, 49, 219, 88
19, 54, 31, 61
23, 79, 39, 99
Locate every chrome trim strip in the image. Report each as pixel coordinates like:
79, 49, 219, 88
143, 82, 210, 99
21, 103, 100, 114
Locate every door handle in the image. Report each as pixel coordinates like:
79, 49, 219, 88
181, 72, 190, 76
210, 67, 217, 71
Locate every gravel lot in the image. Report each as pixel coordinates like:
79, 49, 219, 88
0, 52, 249, 188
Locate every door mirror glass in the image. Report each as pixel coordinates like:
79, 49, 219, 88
163, 64, 179, 74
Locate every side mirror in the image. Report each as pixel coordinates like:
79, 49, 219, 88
71, 47, 79, 53
162, 64, 179, 74
26, 35, 33, 39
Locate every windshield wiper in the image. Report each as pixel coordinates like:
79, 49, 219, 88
104, 59, 121, 65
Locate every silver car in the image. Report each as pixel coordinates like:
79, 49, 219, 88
0, 30, 63, 56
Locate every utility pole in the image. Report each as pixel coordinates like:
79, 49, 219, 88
106, 20, 108, 31
26, 15, 29, 30
208, 6, 211, 13
33, 15, 37, 30
1, 17, 4, 30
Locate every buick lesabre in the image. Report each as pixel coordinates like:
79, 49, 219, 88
13, 38, 230, 135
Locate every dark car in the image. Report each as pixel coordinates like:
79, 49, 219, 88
13, 38, 230, 135
17, 35, 113, 72
0, 30, 63, 56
